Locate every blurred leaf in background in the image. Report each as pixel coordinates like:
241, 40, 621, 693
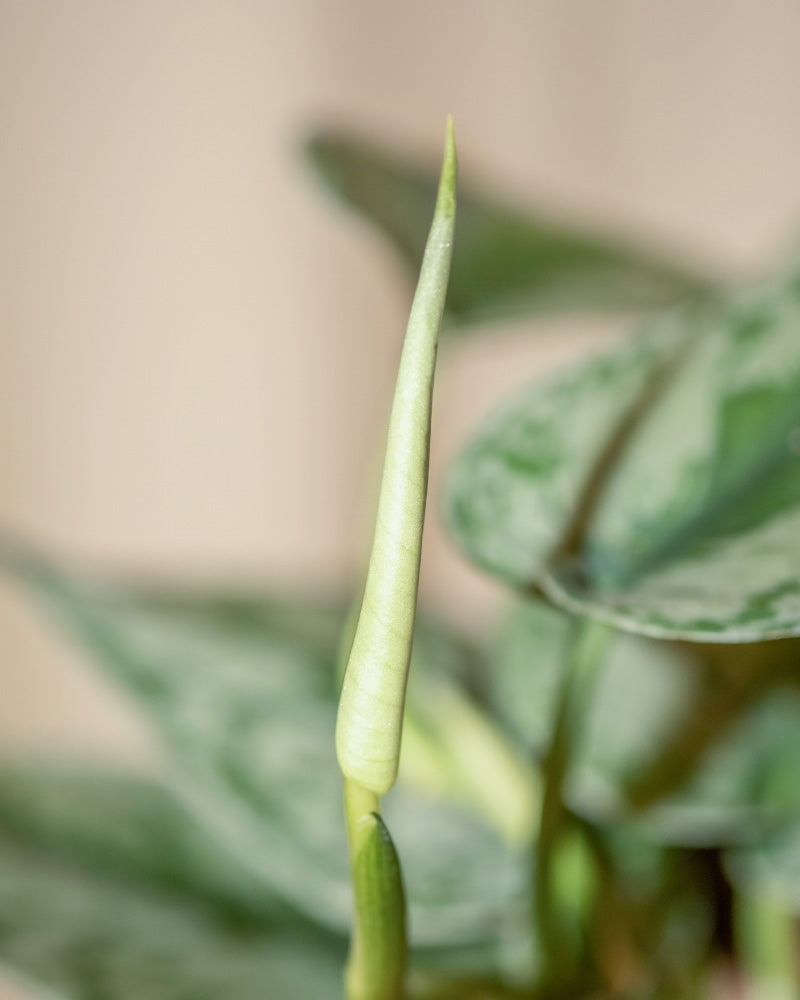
0, 546, 536, 997
0, 829, 345, 1000
306, 131, 716, 329
486, 599, 800, 848
5, 550, 800, 997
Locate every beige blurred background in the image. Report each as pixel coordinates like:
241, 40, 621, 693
1, 0, 800, 779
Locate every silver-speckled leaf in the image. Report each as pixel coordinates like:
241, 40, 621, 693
0, 834, 344, 1000
445, 317, 688, 585
0, 765, 287, 923
549, 271, 800, 640
307, 132, 713, 328
4, 550, 526, 949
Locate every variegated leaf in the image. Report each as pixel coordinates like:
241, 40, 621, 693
447, 263, 800, 640
0, 765, 287, 924
0, 833, 344, 1000
4, 549, 526, 949
445, 317, 687, 585
550, 271, 800, 640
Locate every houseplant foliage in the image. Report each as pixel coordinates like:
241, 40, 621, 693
306, 129, 715, 327
0, 122, 799, 1000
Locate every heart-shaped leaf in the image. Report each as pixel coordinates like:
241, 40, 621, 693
307, 132, 713, 328
548, 270, 800, 640
446, 265, 800, 641
4, 548, 527, 950
445, 317, 688, 585
0, 831, 345, 1000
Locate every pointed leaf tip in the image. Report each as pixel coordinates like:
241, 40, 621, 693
307, 120, 715, 327
436, 116, 457, 219
336, 123, 457, 795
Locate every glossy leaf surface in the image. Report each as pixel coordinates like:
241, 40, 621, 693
307, 132, 712, 328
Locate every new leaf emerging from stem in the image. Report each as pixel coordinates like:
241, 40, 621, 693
346, 811, 407, 1000
336, 119, 457, 796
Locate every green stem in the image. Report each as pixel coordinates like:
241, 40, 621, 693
733, 886, 798, 1000
345, 778, 381, 857
336, 118, 456, 1000
534, 615, 611, 991
344, 778, 407, 1000
625, 649, 777, 812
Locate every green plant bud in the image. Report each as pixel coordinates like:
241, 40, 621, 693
336, 118, 456, 795
346, 811, 407, 1000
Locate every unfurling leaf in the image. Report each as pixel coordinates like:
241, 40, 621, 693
336, 118, 456, 796
347, 813, 407, 1000
307, 130, 714, 328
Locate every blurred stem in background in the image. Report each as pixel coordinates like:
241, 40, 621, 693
733, 887, 798, 1000
534, 616, 611, 994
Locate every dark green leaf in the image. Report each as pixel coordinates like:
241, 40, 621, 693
307, 132, 713, 328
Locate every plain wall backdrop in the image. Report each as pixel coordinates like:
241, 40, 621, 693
1, 1, 800, 790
